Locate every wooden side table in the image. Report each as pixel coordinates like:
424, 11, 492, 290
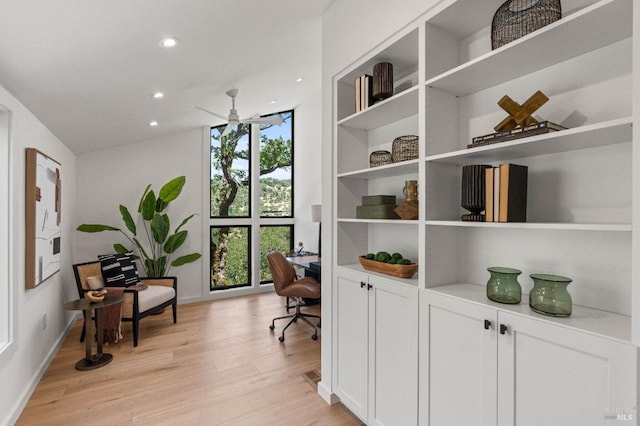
63, 294, 123, 370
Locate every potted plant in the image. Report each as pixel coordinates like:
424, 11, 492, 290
77, 176, 201, 277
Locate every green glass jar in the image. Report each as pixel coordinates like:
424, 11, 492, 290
486, 267, 522, 304
529, 274, 573, 317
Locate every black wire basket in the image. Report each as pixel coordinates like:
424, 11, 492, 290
491, 0, 561, 50
391, 135, 419, 163
369, 150, 392, 167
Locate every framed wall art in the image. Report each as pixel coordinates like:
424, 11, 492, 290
25, 148, 61, 288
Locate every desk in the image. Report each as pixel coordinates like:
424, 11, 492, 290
286, 255, 321, 282
63, 294, 123, 371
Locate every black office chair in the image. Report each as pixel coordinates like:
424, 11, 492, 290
267, 252, 321, 342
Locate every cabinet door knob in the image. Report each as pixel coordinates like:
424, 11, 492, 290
500, 324, 508, 335
484, 319, 492, 330
360, 281, 366, 288
367, 284, 373, 291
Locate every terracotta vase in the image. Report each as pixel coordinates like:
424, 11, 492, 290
394, 180, 419, 220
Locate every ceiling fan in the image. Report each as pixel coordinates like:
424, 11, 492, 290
195, 88, 283, 136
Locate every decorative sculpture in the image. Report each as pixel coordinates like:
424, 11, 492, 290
494, 90, 549, 132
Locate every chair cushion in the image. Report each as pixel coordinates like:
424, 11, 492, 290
137, 285, 176, 313
278, 277, 321, 299
98, 253, 140, 287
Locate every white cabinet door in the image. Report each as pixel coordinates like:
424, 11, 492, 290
497, 312, 638, 426
369, 275, 419, 426
425, 292, 498, 426
335, 268, 369, 421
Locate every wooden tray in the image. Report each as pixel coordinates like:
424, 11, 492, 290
359, 256, 418, 279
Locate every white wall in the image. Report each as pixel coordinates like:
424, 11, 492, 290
318, 0, 439, 404
0, 83, 77, 426
74, 93, 322, 303
293, 94, 323, 253
74, 128, 205, 300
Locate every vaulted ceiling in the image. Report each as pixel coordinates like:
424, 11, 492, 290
0, 0, 334, 154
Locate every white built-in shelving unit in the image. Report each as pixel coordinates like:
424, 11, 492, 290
331, 0, 638, 423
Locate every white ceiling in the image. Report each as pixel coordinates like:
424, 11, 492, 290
0, 0, 334, 154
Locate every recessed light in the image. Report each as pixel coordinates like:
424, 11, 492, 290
270, 100, 278, 104
149, 121, 159, 127
296, 77, 303, 83
159, 37, 179, 48
152, 92, 164, 99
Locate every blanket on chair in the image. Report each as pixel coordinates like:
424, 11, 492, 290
102, 284, 148, 344
104, 287, 124, 344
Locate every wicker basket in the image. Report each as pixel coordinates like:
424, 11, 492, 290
391, 135, 419, 162
491, 0, 561, 50
369, 150, 392, 167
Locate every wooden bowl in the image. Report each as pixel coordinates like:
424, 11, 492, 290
359, 256, 418, 279
86, 289, 107, 303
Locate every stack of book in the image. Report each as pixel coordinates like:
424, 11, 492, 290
468, 121, 566, 149
356, 194, 399, 219
485, 163, 528, 222
355, 74, 372, 113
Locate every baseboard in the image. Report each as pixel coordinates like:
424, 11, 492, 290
317, 380, 340, 405
6, 314, 79, 426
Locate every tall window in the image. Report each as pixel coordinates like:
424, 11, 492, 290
259, 225, 294, 283
209, 111, 293, 291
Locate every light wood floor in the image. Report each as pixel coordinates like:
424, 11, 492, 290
17, 293, 361, 425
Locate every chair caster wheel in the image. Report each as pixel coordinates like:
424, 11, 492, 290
269, 324, 275, 331
279, 336, 285, 342
311, 334, 318, 340
317, 322, 321, 328
293, 318, 298, 322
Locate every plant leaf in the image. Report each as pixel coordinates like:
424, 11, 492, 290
175, 214, 197, 233
156, 197, 168, 213
144, 258, 155, 277
151, 213, 170, 244
137, 184, 152, 212
132, 237, 149, 260
164, 230, 187, 254
146, 256, 168, 277
171, 253, 201, 267
119, 205, 136, 235
76, 224, 120, 232
113, 243, 130, 254
141, 190, 156, 221
157, 256, 167, 276
159, 176, 186, 204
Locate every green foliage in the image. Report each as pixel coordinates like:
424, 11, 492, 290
77, 176, 201, 277
260, 135, 292, 175
260, 178, 291, 216
210, 226, 249, 288
209, 112, 294, 288
259, 226, 293, 282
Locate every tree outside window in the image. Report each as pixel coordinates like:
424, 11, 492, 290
209, 111, 293, 290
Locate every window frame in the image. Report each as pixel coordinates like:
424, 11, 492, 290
259, 223, 295, 284
259, 110, 294, 219
209, 122, 252, 219
206, 109, 295, 295
209, 224, 252, 291
0, 105, 15, 361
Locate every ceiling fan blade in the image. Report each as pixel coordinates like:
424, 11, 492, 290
242, 116, 283, 126
220, 123, 234, 137
194, 105, 228, 121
